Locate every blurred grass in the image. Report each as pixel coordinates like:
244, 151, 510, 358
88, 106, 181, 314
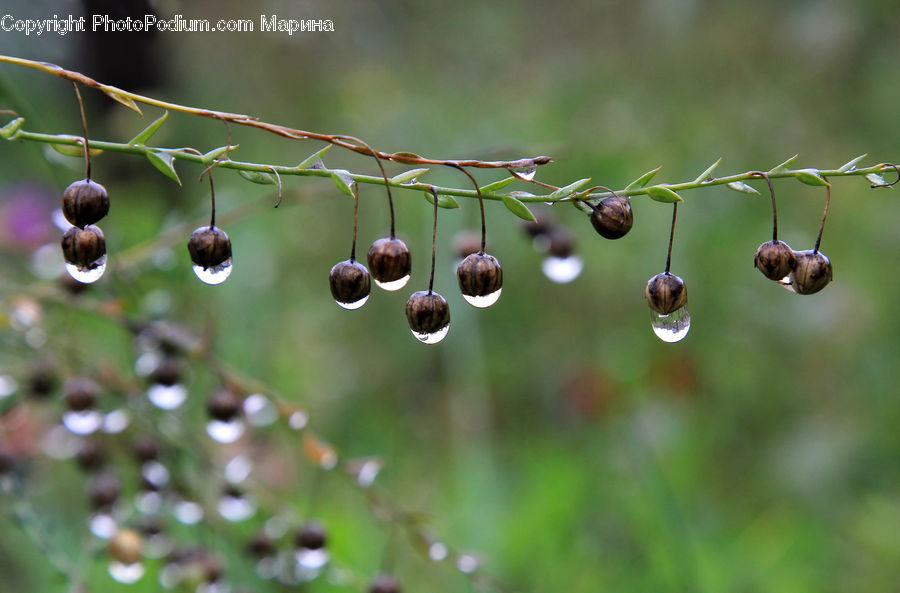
2, 0, 900, 591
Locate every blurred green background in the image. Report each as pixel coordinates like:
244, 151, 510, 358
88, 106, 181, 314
2, 0, 899, 592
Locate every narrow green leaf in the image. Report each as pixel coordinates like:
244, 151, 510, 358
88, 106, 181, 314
838, 154, 867, 173
50, 142, 103, 158
297, 145, 332, 169
693, 157, 722, 183
0, 117, 25, 139
646, 185, 683, 203
390, 168, 429, 184
146, 150, 181, 185
423, 191, 460, 209
866, 173, 889, 187
625, 167, 661, 190
103, 89, 143, 115
501, 195, 538, 221
238, 170, 277, 185
726, 181, 760, 195
795, 168, 830, 187
202, 145, 236, 163
549, 178, 592, 200
128, 111, 168, 145
330, 169, 355, 197
480, 177, 517, 193
769, 154, 799, 174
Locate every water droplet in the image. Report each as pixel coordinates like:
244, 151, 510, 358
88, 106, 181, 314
0, 375, 17, 399
89, 512, 118, 539
374, 274, 410, 291
173, 500, 204, 525
412, 323, 450, 344
462, 288, 502, 308
296, 548, 329, 570
243, 393, 277, 427
134, 351, 161, 377
141, 461, 170, 489
288, 410, 308, 431
42, 424, 82, 459
206, 418, 245, 444
334, 294, 369, 310
62, 410, 103, 435
356, 459, 381, 488
147, 384, 187, 410
512, 164, 537, 181
109, 561, 145, 584
542, 255, 583, 283
456, 554, 479, 573
103, 409, 131, 433
777, 275, 796, 292
134, 491, 162, 514
429, 542, 448, 562
65, 255, 107, 284
225, 455, 253, 484
192, 259, 232, 285
650, 306, 691, 343
218, 492, 256, 522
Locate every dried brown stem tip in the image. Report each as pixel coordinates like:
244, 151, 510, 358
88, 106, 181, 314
754, 240, 796, 281
62, 179, 109, 228
645, 272, 687, 314
590, 196, 633, 239
790, 250, 833, 294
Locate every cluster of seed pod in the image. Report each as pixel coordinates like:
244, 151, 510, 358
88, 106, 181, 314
59, 178, 109, 283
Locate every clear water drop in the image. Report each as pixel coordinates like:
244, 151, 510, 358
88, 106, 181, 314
512, 164, 538, 181
429, 542, 448, 562
147, 384, 187, 410
462, 288, 502, 308
542, 255, 583, 283
218, 492, 256, 522
412, 323, 450, 345
192, 259, 232, 285
456, 554, 479, 573
173, 500, 204, 525
206, 418, 245, 444
334, 294, 369, 310
62, 410, 103, 435
373, 274, 410, 291
109, 562, 145, 584
225, 454, 253, 484
288, 410, 308, 430
243, 393, 278, 427
89, 512, 118, 539
135, 491, 163, 514
0, 375, 17, 399
356, 459, 381, 488
103, 409, 131, 433
650, 306, 691, 343
296, 548, 329, 570
65, 255, 107, 284
141, 461, 170, 489
778, 275, 796, 293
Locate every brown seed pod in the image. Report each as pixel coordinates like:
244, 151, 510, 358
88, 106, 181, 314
369, 574, 401, 593
645, 272, 688, 315
187, 226, 232, 270
294, 522, 327, 550
27, 358, 58, 399
108, 529, 143, 565
790, 250, 833, 295
329, 259, 371, 307
457, 252, 503, 307
64, 377, 99, 411
62, 179, 109, 228
207, 389, 243, 422
590, 196, 633, 239
405, 291, 450, 336
247, 533, 276, 558
132, 438, 160, 464
367, 237, 411, 288
754, 240, 795, 281
547, 228, 575, 258
149, 358, 181, 387
61, 224, 106, 268
76, 440, 105, 471
89, 473, 121, 509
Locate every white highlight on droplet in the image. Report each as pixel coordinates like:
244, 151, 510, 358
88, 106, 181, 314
412, 324, 450, 344
541, 255, 583, 283
193, 259, 232, 285
374, 274, 410, 291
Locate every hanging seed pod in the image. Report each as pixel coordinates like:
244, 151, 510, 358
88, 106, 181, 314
295, 522, 327, 550
367, 237, 411, 291
754, 240, 796, 281
247, 533, 276, 559
89, 473, 122, 509
109, 529, 144, 566
405, 291, 450, 344
64, 377, 100, 411
62, 179, 109, 228
789, 250, 833, 294
187, 226, 232, 284
645, 273, 687, 315
457, 252, 503, 308
329, 259, 371, 309
61, 225, 106, 269
369, 574, 401, 593
132, 438, 161, 464
590, 196, 633, 239
207, 389, 243, 422
76, 440, 105, 471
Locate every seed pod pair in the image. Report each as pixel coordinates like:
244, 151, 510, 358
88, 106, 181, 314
754, 241, 832, 295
